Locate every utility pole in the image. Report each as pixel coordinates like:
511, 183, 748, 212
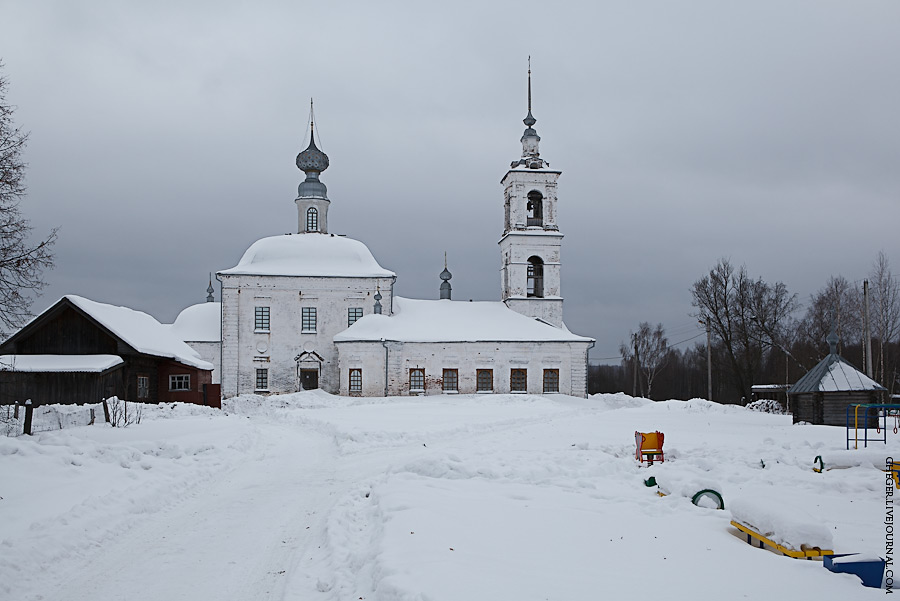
864, 279, 873, 378
632, 335, 639, 397
700, 319, 713, 402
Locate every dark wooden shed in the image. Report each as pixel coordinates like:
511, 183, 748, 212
0, 295, 218, 407
789, 332, 885, 426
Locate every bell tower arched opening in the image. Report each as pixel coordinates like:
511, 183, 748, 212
307, 207, 319, 232
527, 256, 544, 298
527, 190, 543, 227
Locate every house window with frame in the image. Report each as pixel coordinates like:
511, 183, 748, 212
348, 307, 363, 326
169, 374, 191, 391
409, 368, 425, 392
256, 368, 269, 391
255, 306, 270, 331
442, 369, 458, 392
510, 368, 527, 392
307, 207, 318, 232
301, 307, 317, 332
349, 368, 362, 393
137, 375, 150, 399
543, 369, 560, 393
476, 369, 493, 392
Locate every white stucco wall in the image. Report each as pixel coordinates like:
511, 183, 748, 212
219, 274, 395, 398
336, 340, 590, 398
186, 341, 221, 384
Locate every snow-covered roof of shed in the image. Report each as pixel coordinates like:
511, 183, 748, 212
167, 302, 221, 343
64, 296, 213, 370
218, 233, 395, 278
790, 353, 885, 394
334, 297, 593, 343
0, 354, 124, 373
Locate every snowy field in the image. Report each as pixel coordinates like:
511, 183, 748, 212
0, 392, 892, 600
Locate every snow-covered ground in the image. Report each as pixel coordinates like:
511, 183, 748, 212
0, 392, 892, 600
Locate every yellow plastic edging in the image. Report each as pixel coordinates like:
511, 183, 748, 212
730, 520, 833, 559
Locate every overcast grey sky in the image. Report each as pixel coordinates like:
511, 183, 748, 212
3, 0, 899, 362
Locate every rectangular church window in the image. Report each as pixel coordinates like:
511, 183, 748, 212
256, 368, 269, 391
543, 369, 559, 393
348, 307, 363, 326
302, 307, 317, 332
476, 369, 493, 392
349, 368, 362, 394
409, 368, 425, 393
255, 306, 270, 332
442, 369, 458, 392
510, 368, 527, 392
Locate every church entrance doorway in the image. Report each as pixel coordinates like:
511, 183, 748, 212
299, 369, 319, 390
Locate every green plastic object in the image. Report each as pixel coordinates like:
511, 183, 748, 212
691, 489, 725, 509
813, 455, 824, 472
644, 476, 657, 487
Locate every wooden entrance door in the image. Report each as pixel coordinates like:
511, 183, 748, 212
300, 369, 319, 390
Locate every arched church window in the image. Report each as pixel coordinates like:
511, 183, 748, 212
527, 256, 544, 298
527, 190, 543, 227
307, 207, 318, 232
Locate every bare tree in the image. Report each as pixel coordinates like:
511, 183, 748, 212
798, 275, 862, 357
869, 251, 900, 388
0, 61, 57, 334
691, 258, 798, 403
619, 322, 668, 398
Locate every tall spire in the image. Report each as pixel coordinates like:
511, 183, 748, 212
207, 273, 215, 302
296, 98, 330, 199
511, 57, 547, 169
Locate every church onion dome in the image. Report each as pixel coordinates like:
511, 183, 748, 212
295, 135, 329, 174
218, 233, 395, 278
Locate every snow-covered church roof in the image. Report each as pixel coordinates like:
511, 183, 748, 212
334, 297, 593, 343
61, 296, 213, 370
218, 233, 395, 278
166, 302, 221, 343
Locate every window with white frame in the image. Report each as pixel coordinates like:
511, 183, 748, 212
476, 369, 493, 392
255, 306, 270, 331
510, 368, 527, 392
169, 374, 191, 391
349, 368, 362, 393
256, 368, 269, 391
348, 307, 363, 326
307, 207, 318, 232
442, 369, 458, 392
301, 307, 317, 332
409, 368, 425, 392
543, 369, 560, 393
137, 375, 150, 399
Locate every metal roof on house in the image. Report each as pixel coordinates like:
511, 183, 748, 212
789, 353, 885, 395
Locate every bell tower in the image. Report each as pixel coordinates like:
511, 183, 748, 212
295, 99, 330, 234
499, 60, 564, 328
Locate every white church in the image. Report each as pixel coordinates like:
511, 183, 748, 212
173, 74, 595, 398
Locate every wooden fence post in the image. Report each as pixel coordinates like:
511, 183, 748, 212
102, 398, 110, 423
13, 400, 18, 419
23, 400, 33, 436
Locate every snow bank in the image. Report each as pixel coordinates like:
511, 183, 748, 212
589, 392, 653, 410
730, 495, 834, 550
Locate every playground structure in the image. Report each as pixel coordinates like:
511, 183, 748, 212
730, 520, 833, 559
634, 431, 665, 465
845, 404, 900, 449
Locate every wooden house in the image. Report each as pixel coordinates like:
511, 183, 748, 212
0, 295, 218, 407
789, 332, 884, 426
